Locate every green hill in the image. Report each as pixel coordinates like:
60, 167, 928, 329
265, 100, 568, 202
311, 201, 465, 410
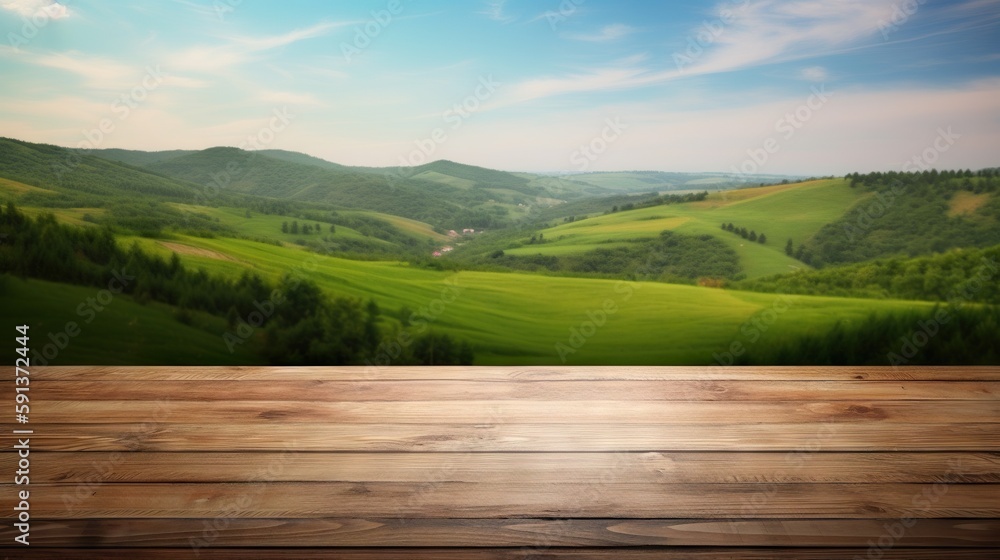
490, 179, 866, 279
4, 229, 937, 365
0, 137, 200, 203
1, 276, 262, 365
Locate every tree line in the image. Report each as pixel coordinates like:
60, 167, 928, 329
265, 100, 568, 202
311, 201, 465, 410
0, 202, 473, 365
721, 223, 767, 244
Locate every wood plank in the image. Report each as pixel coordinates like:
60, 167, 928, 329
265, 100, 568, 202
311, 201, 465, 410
1, 548, 998, 559
2, 518, 997, 547
17, 365, 1000, 381
16, 452, 1000, 484
7, 422, 998, 451
6, 380, 998, 401
22, 400, 1000, 424
6, 483, 999, 518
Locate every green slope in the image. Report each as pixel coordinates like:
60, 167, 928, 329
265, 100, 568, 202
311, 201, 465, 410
1, 276, 263, 365
0, 137, 199, 202
113, 232, 934, 365
507, 179, 866, 279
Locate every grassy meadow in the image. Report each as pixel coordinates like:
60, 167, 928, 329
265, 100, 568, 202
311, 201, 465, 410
507, 179, 868, 279
107, 231, 932, 365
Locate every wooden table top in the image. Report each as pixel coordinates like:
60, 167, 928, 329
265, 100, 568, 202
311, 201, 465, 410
2, 366, 998, 558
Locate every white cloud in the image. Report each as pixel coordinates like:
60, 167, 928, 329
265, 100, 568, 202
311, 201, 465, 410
228, 21, 350, 51
490, 0, 907, 108
257, 90, 324, 106
0, 0, 69, 19
565, 23, 636, 42
425, 80, 1000, 175
480, 0, 514, 23
800, 66, 829, 82
0, 47, 142, 89
168, 22, 347, 75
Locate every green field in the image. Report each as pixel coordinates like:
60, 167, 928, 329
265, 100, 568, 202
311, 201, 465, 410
100, 231, 933, 365
2, 276, 263, 365
346, 210, 449, 242
168, 204, 394, 247
507, 179, 868, 279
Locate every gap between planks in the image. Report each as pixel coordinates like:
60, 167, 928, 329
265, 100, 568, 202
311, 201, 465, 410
9, 451, 999, 483
10, 365, 1000, 382
0, 518, 997, 547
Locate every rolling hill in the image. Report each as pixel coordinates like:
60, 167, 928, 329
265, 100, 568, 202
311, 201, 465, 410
479, 179, 868, 279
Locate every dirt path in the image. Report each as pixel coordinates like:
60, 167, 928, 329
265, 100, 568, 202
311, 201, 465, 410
160, 242, 237, 262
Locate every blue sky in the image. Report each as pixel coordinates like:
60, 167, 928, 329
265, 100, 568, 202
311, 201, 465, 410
1, 0, 998, 174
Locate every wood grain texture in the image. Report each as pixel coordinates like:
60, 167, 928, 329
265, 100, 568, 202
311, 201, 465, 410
6, 422, 998, 451
1, 366, 997, 557
0, 548, 998, 559
1, 518, 997, 547
5, 482, 999, 519
15, 452, 1000, 483
6, 379, 998, 401
22, 400, 1000, 424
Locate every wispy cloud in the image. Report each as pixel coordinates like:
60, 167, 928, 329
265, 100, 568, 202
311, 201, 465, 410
0, 0, 69, 19
565, 23, 635, 42
169, 22, 347, 74
800, 66, 828, 82
480, 0, 515, 23
257, 90, 324, 106
0, 46, 139, 89
493, 0, 905, 107
228, 21, 351, 51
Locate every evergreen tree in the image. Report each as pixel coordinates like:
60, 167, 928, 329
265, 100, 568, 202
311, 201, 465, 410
291, 221, 299, 234
785, 239, 794, 256
282, 221, 288, 233
758, 233, 767, 244
748, 231, 758, 242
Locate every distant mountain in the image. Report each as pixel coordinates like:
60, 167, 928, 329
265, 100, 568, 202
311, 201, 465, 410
256, 149, 348, 171
0, 137, 199, 203
90, 148, 198, 167
139, 147, 475, 225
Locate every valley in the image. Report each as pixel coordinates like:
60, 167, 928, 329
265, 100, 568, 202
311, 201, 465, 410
1, 136, 997, 366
